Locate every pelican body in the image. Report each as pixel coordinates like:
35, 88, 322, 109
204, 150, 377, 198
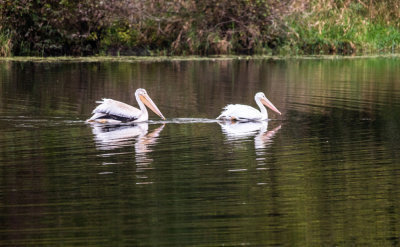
217, 92, 281, 122
87, 88, 165, 124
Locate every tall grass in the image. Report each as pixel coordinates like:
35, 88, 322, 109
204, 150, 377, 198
283, 0, 400, 55
0, 31, 12, 57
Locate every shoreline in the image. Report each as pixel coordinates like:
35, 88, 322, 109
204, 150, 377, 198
1, 54, 400, 63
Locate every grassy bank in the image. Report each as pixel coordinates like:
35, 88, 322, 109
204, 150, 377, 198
1, 0, 399, 57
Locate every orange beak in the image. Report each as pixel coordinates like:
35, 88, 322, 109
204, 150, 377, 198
140, 94, 166, 120
261, 97, 281, 115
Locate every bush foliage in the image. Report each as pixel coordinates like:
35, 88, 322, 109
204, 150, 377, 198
0, 0, 125, 55
0, 0, 399, 56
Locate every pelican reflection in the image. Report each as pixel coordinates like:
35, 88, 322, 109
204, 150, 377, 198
218, 121, 269, 140
218, 120, 281, 151
254, 124, 281, 150
90, 122, 165, 166
219, 121, 281, 168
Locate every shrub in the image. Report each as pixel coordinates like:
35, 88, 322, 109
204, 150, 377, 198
0, 0, 121, 55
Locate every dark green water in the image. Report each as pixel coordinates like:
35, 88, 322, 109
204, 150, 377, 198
1, 58, 400, 246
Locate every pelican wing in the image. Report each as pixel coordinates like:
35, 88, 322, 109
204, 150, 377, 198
217, 104, 263, 121
92, 98, 141, 119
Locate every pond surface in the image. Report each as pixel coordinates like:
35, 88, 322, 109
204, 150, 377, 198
1, 57, 400, 246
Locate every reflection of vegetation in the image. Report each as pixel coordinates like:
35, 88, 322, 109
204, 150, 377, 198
1, 57, 400, 120
1, 0, 399, 56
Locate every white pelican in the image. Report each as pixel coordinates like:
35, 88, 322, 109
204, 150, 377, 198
216, 92, 281, 121
87, 88, 165, 124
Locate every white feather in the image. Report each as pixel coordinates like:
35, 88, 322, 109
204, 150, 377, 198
87, 112, 106, 121
217, 104, 263, 121
92, 98, 141, 119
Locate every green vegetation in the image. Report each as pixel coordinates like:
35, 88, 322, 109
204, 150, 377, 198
1, 0, 399, 57
283, 0, 400, 55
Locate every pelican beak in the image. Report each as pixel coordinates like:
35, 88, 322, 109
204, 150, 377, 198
139, 94, 166, 120
261, 97, 281, 115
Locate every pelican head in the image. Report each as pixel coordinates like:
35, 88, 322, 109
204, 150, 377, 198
135, 88, 166, 120
255, 92, 281, 115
